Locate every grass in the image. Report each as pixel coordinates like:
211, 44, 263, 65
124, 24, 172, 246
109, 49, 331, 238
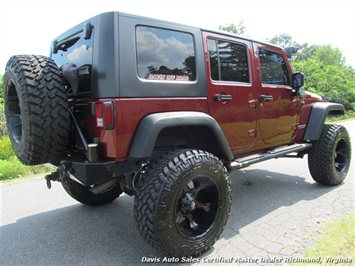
0, 135, 49, 182
0, 172, 50, 185
293, 212, 355, 265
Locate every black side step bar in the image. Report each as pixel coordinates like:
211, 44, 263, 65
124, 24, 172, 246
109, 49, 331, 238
230, 143, 312, 170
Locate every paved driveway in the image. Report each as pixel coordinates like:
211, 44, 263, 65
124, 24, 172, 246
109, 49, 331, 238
1, 121, 354, 265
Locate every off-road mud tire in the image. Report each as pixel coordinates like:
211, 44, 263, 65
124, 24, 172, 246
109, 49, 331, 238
3, 55, 70, 165
134, 149, 231, 257
62, 178, 123, 206
308, 124, 351, 186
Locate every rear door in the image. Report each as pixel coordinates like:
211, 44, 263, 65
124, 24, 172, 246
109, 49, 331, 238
204, 32, 258, 153
254, 43, 301, 144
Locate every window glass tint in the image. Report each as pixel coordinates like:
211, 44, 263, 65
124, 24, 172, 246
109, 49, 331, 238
208, 39, 249, 83
52, 37, 93, 68
136, 26, 196, 81
258, 49, 290, 85
51, 33, 93, 95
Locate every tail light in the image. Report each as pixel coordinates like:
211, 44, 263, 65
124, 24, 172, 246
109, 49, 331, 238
95, 101, 114, 130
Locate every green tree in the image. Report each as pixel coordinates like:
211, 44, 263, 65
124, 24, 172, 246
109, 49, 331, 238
266, 34, 355, 112
293, 45, 355, 111
312, 45, 345, 66
293, 44, 345, 66
295, 45, 321, 61
265, 33, 307, 50
219, 21, 246, 36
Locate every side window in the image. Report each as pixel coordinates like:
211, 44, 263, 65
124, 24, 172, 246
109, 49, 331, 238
258, 49, 290, 85
208, 39, 249, 83
136, 26, 196, 81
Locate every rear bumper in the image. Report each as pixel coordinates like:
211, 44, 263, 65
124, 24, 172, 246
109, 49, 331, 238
54, 158, 146, 186
69, 161, 118, 186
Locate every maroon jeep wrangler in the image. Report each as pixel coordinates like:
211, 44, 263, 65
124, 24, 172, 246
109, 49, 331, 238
3, 12, 351, 257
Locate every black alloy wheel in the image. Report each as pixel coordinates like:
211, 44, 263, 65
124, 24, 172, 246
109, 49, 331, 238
175, 176, 220, 240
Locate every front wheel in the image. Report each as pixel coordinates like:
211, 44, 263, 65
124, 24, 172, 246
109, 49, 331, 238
134, 149, 231, 257
308, 124, 351, 186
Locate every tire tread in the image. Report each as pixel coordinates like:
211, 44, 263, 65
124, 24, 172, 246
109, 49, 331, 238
134, 148, 231, 257
4, 55, 70, 165
308, 124, 351, 185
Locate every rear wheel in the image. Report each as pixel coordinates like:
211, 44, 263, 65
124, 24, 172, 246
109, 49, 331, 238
308, 124, 351, 185
62, 178, 123, 206
134, 149, 231, 257
3, 55, 70, 165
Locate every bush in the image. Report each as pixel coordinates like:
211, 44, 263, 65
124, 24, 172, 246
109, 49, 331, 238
0, 157, 49, 181
327, 110, 355, 123
0, 135, 15, 159
0, 135, 48, 181
0, 157, 31, 180
0, 98, 7, 137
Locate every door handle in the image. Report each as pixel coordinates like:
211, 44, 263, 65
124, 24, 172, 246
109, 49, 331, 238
215, 94, 233, 101
260, 95, 274, 101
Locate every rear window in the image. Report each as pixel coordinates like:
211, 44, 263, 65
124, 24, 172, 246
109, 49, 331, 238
136, 26, 196, 82
51, 32, 93, 95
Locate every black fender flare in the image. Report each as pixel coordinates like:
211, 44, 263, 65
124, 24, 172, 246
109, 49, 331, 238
128, 111, 234, 161
303, 102, 345, 140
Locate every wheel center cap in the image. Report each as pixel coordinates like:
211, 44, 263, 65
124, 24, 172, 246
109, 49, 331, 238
181, 193, 197, 213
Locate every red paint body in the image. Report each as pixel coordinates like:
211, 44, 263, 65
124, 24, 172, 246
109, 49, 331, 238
81, 30, 324, 161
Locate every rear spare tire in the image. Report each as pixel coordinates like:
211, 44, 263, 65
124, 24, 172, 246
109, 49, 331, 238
3, 55, 70, 165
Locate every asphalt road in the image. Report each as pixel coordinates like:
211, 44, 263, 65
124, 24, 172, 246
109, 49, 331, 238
1, 121, 354, 266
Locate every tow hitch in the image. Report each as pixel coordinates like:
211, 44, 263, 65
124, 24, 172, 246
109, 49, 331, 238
44, 164, 69, 189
